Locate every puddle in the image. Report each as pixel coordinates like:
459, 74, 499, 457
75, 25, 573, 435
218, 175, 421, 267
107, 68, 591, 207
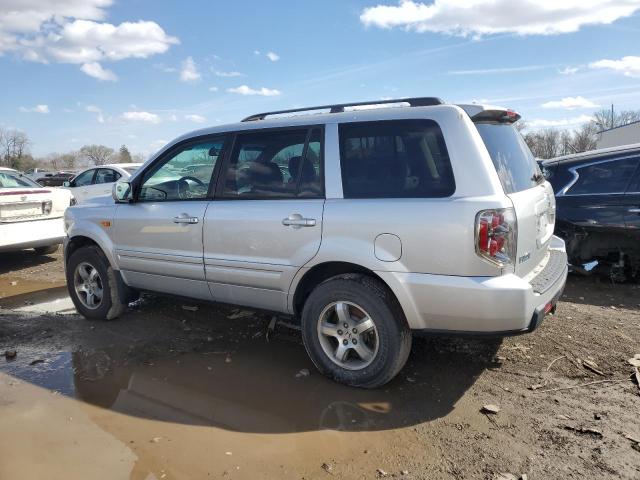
0, 286, 76, 314
1, 336, 499, 434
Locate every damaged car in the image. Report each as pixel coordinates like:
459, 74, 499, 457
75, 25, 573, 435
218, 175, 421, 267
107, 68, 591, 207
542, 143, 640, 280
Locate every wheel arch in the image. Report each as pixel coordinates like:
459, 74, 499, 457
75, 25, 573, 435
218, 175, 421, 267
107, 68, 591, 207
290, 261, 403, 318
65, 233, 117, 269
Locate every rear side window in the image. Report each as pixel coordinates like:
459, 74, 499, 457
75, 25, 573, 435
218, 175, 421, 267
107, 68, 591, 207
95, 168, 121, 184
221, 128, 323, 199
339, 120, 455, 198
568, 158, 639, 195
475, 123, 541, 194
72, 169, 95, 187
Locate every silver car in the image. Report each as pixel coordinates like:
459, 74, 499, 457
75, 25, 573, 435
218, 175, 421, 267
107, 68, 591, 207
63, 97, 568, 387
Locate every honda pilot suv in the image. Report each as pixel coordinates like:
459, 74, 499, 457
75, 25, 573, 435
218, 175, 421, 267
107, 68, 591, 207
63, 97, 567, 388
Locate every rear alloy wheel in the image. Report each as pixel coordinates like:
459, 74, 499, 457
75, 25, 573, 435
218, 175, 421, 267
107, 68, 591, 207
302, 274, 412, 388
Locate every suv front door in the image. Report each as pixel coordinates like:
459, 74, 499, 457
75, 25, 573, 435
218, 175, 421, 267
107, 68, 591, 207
204, 128, 324, 312
114, 137, 226, 299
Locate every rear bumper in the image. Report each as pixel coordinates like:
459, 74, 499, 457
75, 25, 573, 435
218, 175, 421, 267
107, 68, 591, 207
0, 217, 65, 252
378, 236, 568, 335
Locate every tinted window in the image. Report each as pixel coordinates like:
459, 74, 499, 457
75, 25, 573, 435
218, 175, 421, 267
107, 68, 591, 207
221, 128, 323, 199
475, 123, 541, 194
569, 158, 639, 195
339, 120, 454, 198
95, 168, 121, 184
0, 172, 40, 188
138, 137, 225, 202
72, 170, 95, 187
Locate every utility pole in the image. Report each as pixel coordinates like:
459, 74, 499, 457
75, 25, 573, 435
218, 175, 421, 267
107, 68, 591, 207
611, 103, 615, 129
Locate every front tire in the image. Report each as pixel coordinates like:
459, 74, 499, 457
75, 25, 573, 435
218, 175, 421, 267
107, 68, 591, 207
66, 246, 128, 320
301, 274, 412, 388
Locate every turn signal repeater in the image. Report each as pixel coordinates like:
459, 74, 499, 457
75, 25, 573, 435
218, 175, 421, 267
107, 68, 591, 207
100, 220, 112, 228
475, 208, 517, 267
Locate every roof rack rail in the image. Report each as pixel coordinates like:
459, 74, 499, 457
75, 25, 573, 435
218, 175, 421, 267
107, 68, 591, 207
241, 97, 445, 122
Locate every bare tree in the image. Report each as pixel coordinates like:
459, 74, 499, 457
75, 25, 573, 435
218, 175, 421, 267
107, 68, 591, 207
0, 128, 31, 169
592, 108, 640, 130
79, 145, 114, 166
571, 123, 599, 153
118, 145, 132, 163
60, 152, 79, 169
523, 129, 562, 159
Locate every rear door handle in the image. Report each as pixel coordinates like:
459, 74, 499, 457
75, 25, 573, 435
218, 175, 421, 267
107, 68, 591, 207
628, 208, 640, 213
173, 214, 199, 224
282, 213, 316, 228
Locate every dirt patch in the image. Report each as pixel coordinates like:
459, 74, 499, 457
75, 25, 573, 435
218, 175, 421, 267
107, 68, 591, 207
1, 255, 639, 479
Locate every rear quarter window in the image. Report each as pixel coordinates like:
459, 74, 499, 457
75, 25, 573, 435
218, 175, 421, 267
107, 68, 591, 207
475, 123, 541, 194
339, 119, 455, 198
568, 157, 639, 195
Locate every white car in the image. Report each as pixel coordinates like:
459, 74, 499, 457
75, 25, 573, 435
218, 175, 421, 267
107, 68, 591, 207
63, 163, 142, 204
0, 169, 72, 254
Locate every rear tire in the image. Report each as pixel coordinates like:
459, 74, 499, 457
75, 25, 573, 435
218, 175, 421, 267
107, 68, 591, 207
301, 274, 411, 388
33, 245, 59, 255
66, 246, 128, 320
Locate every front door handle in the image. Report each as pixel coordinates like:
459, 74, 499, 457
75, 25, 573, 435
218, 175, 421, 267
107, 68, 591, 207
173, 213, 199, 224
628, 208, 640, 213
282, 213, 316, 228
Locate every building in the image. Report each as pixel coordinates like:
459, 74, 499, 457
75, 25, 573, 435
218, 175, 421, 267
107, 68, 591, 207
596, 120, 640, 149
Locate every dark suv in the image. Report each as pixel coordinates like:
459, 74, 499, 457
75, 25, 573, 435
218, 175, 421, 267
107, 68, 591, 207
542, 143, 640, 280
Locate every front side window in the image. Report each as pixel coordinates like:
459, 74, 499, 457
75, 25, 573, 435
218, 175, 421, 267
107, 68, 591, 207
568, 157, 639, 195
72, 170, 95, 187
95, 168, 121, 184
339, 120, 455, 198
138, 137, 225, 202
221, 128, 323, 199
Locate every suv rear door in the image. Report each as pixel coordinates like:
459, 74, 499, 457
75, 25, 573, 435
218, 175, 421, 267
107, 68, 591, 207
474, 121, 554, 277
203, 127, 324, 312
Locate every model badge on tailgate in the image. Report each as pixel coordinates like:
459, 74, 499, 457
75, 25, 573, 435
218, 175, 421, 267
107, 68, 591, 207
518, 252, 531, 264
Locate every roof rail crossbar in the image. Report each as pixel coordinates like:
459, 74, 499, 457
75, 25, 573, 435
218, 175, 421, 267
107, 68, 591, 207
241, 97, 444, 122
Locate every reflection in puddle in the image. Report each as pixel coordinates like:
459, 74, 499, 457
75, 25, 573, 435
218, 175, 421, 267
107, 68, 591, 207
0, 286, 76, 314
1, 336, 499, 434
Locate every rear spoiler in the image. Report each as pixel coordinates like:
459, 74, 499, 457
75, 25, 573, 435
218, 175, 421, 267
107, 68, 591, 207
456, 104, 521, 124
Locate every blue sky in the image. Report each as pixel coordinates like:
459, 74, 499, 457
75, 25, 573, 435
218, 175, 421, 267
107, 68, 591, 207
1, 0, 640, 157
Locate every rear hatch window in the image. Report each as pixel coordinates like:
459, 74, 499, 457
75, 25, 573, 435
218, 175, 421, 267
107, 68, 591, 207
475, 123, 542, 194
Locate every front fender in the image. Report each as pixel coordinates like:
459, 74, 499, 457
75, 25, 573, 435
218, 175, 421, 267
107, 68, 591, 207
65, 206, 119, 268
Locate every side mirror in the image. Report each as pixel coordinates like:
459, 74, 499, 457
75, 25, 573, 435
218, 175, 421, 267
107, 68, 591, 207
113, 181, 133, 203
62, 181, 71, 187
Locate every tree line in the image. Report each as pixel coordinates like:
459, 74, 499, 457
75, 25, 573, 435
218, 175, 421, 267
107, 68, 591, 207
520, 108, 640, 159
0, 127, 142, 171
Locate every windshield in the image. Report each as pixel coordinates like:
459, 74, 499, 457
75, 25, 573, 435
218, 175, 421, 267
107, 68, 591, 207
0, 172, 41, 188
475, 123, 542, 194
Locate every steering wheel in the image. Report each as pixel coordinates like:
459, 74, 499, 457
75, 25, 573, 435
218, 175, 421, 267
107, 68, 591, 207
177, 175, 206, 198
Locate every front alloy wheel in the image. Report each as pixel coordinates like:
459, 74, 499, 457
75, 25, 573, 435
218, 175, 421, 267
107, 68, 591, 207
73, 261, 104, 309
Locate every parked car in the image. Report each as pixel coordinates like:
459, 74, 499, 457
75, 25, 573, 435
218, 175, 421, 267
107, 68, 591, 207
0, 169, 72, 254
64, 97, 567, 387
36, 171, 76, 187
542, 143, 640, 280
62, 163, 142, 204
23, 167, 53, 182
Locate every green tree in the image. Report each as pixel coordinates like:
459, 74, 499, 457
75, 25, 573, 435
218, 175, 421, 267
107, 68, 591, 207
119, 144, 132, 163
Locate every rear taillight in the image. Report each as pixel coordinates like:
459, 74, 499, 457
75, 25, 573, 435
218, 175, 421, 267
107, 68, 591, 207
475, 208, 517, 267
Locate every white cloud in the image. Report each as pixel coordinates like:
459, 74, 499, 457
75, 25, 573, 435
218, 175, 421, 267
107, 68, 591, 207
208, 86, 219, 92
214, 70, 244, 77
360, 0, 640, 36
85, 104, 104, 123
266, 51, 280, 62
0, 1, 178, 80
228, 85, 282, 96
541, 96, 600, 110
589, 55, 640, 78
80, 61, 117, 81
180, 56, 201, 82
559, 66, 579, 75
185, 114, 206, 123
528, 114, 595, 128
19, 104, 50, 114
253, 50, 261, 55
121, 111, 161, 124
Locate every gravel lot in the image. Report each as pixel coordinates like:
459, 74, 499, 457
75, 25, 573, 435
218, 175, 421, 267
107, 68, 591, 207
1, 249, 639, 480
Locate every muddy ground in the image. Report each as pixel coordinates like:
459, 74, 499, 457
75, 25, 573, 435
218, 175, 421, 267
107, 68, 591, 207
0, 248, 639, 480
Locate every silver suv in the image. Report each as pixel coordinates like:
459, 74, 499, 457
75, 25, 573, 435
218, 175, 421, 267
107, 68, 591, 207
64, 97, 568, 388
